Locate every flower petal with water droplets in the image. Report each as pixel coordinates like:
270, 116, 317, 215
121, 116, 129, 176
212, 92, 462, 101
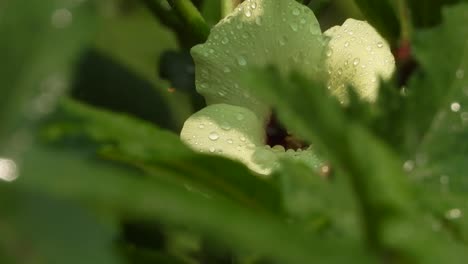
180, 104, 269, 174
324, 19, 396, 102
191, 0, 326, 120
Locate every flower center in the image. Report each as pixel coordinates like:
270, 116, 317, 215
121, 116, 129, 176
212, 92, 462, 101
265, 113, 308, 150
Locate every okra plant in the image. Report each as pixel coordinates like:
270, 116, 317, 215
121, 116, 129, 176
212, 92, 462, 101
1, 0, 468, 263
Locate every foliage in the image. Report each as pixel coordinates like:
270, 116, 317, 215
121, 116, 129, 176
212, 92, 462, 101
2, 0, 468, 263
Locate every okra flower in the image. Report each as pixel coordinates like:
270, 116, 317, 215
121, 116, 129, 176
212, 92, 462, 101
180, 0, 395, 175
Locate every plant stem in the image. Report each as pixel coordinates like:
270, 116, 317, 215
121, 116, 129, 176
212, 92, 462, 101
167, 0, 210, 43
140, 0, 182, 29
395, 0, 411, 43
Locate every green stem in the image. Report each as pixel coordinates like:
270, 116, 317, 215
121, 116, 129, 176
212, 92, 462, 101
140, 0, 181, 29
167, 0, 210, 43
395, 0, 411, 43
221, 0, 234, 18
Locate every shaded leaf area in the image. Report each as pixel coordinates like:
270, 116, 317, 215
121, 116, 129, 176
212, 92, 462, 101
407, 0, 462, 28
403, 3, 468, 243
0, 186, 120, 264
404, 3, 468, 155
351, 0, 399, 45
273, 159, 363, 240
43, 98, 280, 214
14, 143, 373, 264
244, 66, 468, 263
0, 0, 95, 144
71, 48, 179, 131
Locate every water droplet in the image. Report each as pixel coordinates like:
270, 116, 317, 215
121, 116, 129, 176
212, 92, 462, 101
218, 91, 226, 97
200, 83, 208, 89
353, 58, 361, 66
221, 123, 231, 130
451, 102, 461, 112
223, 67, 231, 73
51, 8, 73, 28
236, 113, 245, 121
446, 208, 462, 220
272, 145, 285, 152
292, 8, 300, 16
209, 147, 216, 153
208, 132, 219, 141
227, 139, 233, 144
290, 23, 298, 32
0, 158, 18, 182
251, 1, 257, 9
237, 56, 247, 66
440, 175, 449, 185
240, 136, 246, 142
344, 41, 350, 47
337, 68, 342, 75
245, 9, 252, 17
461, 112, 468, 121
326, 48, 333, 57
403, 160, 415, 172
377, 41, 384, 48
198, 124, 205, 129
222, 37, 229, 44
456, 69, 465, 79
300, 18, 306, 24
279, 36, 287, 46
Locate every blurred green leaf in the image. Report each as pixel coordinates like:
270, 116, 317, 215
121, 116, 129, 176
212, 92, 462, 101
407, 0, 460, 28
406, 2, 468, 241
0, 186, 120, 264
0, 0, 95, 147
16, 142, 373, 264
44, 98, 281, 213
242, 67, 468, 262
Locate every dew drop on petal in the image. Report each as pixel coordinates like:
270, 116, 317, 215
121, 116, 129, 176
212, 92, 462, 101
227, 139, 233, 144
209, 147, 216, 153
220, 123, 231, 130
223, 66, 231, 73
240, 136, 246, 142
353, 58, 361, 66
344, 41, 350, 47
290, 23, 298, 32
237, 56, 247, 66
208, 132, 219, 141
326, 49, 333, 57
245, 9, 252, 17
377, 41, 384, 48
292, 8, 300, 16
236, 113, 245, 121
198, 124, 205, 129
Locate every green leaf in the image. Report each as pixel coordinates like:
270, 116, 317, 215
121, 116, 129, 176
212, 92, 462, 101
191, 0, 326, 119
407, 0, 460, 28
0, 186, 120, 264
16, 142, 374, 264
44, 98, 281, 213
0, 0, 95, 145
406, 3, 468, 242
242, 67, 468, 262
405, 3, 468, 154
